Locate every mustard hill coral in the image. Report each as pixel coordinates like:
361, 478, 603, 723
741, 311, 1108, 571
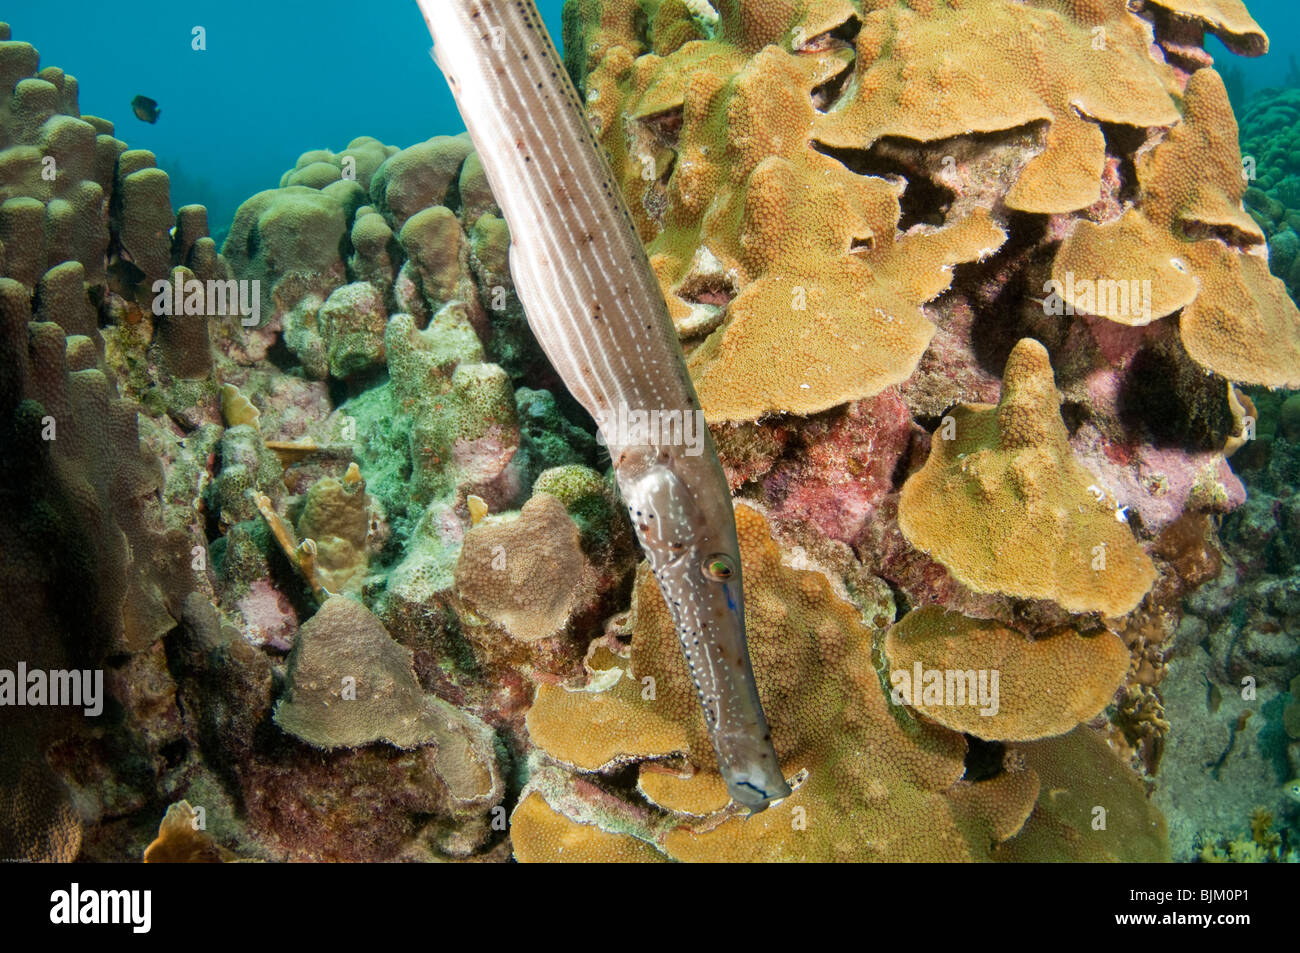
992, 725, 1170, 861
568, 0, 1288, 423
812, 0, 1183, 215
898, 338, 1157, 616
511, 790, 666, 863
294, 463, 380, 596
571, 1, 1005, 421
521, 504, 1038, 860
1145, 0, 1268, 56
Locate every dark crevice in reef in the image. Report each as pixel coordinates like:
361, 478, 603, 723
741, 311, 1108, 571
1180, 219, 1263, 251
810, 139, 958, 230
954, 211, 1057, 378
962, 737, 1006, 783
797, 13, 861, 51
658, 151, 677, 186
262, 332, 300, 373
1060, 399, 1092, 438
810, 57, 854, 112
1098, 120, 1148, 206
636, 106, 683, 151
1117, 344, 1235, 451
888, 433, 920, 492
883, 578, 912, 621
443, 160, 466, 218
676, 269, 737, 307
800, 16, 860, 111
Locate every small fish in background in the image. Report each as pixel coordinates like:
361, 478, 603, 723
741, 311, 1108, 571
1286, 779, 1300, 805
131, 94, 160, 123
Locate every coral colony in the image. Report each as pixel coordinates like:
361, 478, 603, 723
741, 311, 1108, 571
1, 0, 1299, 863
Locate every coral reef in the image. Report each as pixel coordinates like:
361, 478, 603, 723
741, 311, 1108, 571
0, 21, 213, 861
884, 606, 1130, 742
0, 22, 589, 861
897, 338, 1156, 617
1053, 69, 1300, 389
567, 0, 1297, 418
1240, 85, 1300, 302
3, 0, 1295, 863
1154, 391, 1300, 860
515, 506, 1165, 861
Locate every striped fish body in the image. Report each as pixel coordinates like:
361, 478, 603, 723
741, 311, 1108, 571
419, 0, 790, 811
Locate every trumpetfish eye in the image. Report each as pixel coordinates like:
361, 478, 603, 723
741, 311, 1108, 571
702, 554, 735, 581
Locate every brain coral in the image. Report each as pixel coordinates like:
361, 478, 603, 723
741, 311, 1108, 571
898, 338, 1157, 616
515, 504, 1164, 861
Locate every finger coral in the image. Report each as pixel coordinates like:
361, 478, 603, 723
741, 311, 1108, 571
898, 338, 1157, 616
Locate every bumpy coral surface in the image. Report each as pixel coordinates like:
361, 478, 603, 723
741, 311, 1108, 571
1054, 69, 1300, 388
884, 605, 1131, 741
568, 0, 1296, 416
898, 338, 1156, 616
1241, 83, 1300, 303
517, 505, 1162, 861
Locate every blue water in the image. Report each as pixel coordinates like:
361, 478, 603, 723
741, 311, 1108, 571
5, 0, 1295, 240
3, 0, 566, 239
1207, 0, 1299, 90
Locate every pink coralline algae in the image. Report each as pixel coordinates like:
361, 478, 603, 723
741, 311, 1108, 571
760, 389, 914, 544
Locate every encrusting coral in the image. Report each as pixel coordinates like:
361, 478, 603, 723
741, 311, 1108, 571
1053, 68, 1300, 389
515, 505, 1165, 861
884, 605, 1130, 741
454, 493, 593, 643
566, 0, 1292, 421
571, 4, 1006, 421
898, 338, 1156, 616
274, 595, 504, 820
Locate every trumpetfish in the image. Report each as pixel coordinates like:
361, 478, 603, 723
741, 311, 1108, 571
416, 0, 791, 811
